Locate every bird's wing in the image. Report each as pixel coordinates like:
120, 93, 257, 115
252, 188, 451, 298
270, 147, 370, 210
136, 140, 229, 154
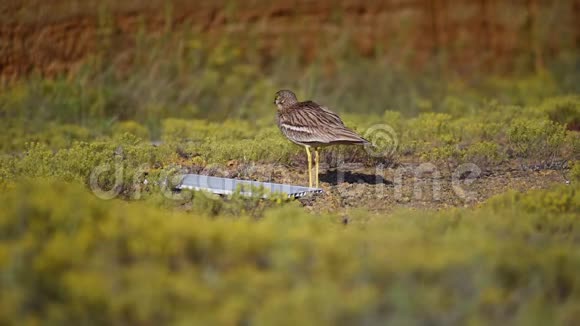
300, 101, 346, 127
278, 101, 368, 145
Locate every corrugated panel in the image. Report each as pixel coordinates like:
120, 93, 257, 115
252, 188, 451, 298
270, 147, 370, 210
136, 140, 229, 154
175, 174, 323, 198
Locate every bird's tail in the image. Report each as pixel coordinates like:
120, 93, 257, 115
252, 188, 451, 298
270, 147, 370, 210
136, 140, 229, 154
333, 127, 370, 145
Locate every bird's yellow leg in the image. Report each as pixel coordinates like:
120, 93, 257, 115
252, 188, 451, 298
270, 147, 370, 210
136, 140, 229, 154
314, 148, 319, 188
305, 146, 312, 188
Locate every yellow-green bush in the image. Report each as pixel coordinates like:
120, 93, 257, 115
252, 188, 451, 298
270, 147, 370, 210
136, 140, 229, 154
1, 107, 575, 178
483, 74, 561, 106
0, 124, 92, 152
537, 95, 580, 127
0, 181, 579, 325
571, 161, 580, 182
112, 121, 150, 140
508, 118, 568, 166
423, 140, 505, 170
2, 138, 174, 197
462, 141, 506, 169
161, 119, 257, 143
421, 144, 461, 164
406, 113, 458, 146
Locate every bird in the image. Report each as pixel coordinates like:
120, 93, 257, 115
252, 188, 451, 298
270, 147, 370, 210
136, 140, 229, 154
274, 89, 369, 189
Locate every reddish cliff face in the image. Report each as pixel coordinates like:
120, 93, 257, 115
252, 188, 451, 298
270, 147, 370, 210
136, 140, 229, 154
1, 0, 579, 80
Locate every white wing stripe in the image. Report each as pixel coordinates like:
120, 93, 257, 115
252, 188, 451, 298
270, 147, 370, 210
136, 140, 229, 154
280, 124, 313, 133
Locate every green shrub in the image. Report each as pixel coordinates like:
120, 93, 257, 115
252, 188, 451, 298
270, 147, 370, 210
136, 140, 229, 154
422, 141, 505, 170
567, 131, 580, 160
440, 95, 474, 116
450, 118, 503, 143
403, 113, 460, 157
406, 113, 456, 143
161, 119, 256, 143
486, 184, 578, 215
538, 95, 580, 128
483, 74, 560, 106
508, 118, 568, 167
421, 144, 461, 163
170, 126, 299, 165
382, 110, 403, 130
0, 181, 579, 325
2, 139, 174, 198
112, 121, 150, 140
571, 161, 580, 182
0, 124, 92, 153
0, 155, 15, 187
462, 141, 505, 169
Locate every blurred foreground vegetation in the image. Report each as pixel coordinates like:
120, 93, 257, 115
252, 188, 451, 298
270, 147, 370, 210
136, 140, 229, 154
1, 179, 579, 325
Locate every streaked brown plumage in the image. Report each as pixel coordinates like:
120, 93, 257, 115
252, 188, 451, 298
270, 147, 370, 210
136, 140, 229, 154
274, 89, 369, 188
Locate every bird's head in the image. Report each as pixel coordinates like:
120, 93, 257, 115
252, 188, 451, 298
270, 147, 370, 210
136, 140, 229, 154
274, 90, 298, 109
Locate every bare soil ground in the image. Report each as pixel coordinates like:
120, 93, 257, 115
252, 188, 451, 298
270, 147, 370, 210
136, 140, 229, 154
307, 166, 567, 214
194, 161, 570, 214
